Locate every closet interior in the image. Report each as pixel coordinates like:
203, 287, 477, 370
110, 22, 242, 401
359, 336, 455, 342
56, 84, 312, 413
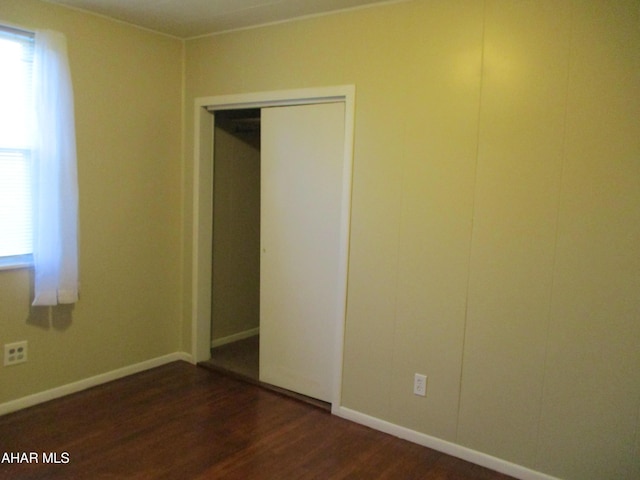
205, 108, 261, 382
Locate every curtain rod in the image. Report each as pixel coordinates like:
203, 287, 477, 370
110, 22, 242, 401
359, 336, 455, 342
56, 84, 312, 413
0, 24, 35, 38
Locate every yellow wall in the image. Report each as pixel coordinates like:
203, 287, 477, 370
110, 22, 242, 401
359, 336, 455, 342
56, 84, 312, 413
0, 0, 184, 401
184, 1, 639, 479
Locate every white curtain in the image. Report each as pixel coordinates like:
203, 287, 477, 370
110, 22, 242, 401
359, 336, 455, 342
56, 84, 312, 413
31, 30, 79, 306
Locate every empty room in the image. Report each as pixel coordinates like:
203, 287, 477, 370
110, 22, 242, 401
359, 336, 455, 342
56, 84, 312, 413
0, 0, 638, 479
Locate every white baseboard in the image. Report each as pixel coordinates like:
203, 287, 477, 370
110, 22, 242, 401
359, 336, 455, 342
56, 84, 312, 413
334, 406, 560, 480
0, 351, 194, 417
211, 327, 259, 348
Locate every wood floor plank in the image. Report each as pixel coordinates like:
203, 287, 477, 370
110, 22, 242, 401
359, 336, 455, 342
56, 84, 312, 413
0, 362, 515, 479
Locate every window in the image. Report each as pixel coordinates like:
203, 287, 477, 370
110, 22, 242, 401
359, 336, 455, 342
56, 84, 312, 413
0, 26, 34, 269
0, 26, 79, 305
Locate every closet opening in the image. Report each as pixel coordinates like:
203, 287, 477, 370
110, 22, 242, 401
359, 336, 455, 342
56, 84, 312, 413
204, 108, 262, 383
192, 86, 355, 412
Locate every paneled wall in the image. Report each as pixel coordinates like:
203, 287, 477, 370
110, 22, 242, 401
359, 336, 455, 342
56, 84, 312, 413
184, 1, 640, 478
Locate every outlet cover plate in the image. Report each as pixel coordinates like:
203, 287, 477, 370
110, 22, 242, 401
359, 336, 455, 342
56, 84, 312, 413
414, 373, 427, 396
4, 341, 28, 366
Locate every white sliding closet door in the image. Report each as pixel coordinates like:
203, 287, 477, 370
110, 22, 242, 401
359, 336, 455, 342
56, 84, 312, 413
259, 102, 345, 402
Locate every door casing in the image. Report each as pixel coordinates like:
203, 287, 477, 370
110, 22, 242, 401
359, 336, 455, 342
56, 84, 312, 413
191, 86, 355, 410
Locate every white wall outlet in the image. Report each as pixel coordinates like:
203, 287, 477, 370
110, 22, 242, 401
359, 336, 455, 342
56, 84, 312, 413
4, 341, 28, 366
413, 373, 427, 397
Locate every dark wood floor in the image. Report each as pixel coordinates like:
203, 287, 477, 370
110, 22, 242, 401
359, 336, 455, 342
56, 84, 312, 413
0, 362, 515, 479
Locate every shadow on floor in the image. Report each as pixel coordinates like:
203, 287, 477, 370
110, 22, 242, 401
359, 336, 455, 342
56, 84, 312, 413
198, 335, 330, 411
205, 335, 259, 381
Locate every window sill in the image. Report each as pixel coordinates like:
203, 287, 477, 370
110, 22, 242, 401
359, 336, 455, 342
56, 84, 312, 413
0, 254, 33, 271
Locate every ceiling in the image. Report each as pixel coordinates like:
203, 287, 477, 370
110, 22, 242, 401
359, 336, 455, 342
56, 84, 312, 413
45, 0, 393, 38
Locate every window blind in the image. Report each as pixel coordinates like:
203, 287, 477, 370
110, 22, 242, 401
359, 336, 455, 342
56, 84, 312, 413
0, 26, 34, 262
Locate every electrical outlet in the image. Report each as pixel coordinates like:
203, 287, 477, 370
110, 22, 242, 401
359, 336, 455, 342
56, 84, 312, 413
413, 373, 427, 397
4, 341, 28, 366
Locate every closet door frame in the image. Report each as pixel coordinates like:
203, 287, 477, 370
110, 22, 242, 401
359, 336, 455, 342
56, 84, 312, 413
191, 86, 355, 410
